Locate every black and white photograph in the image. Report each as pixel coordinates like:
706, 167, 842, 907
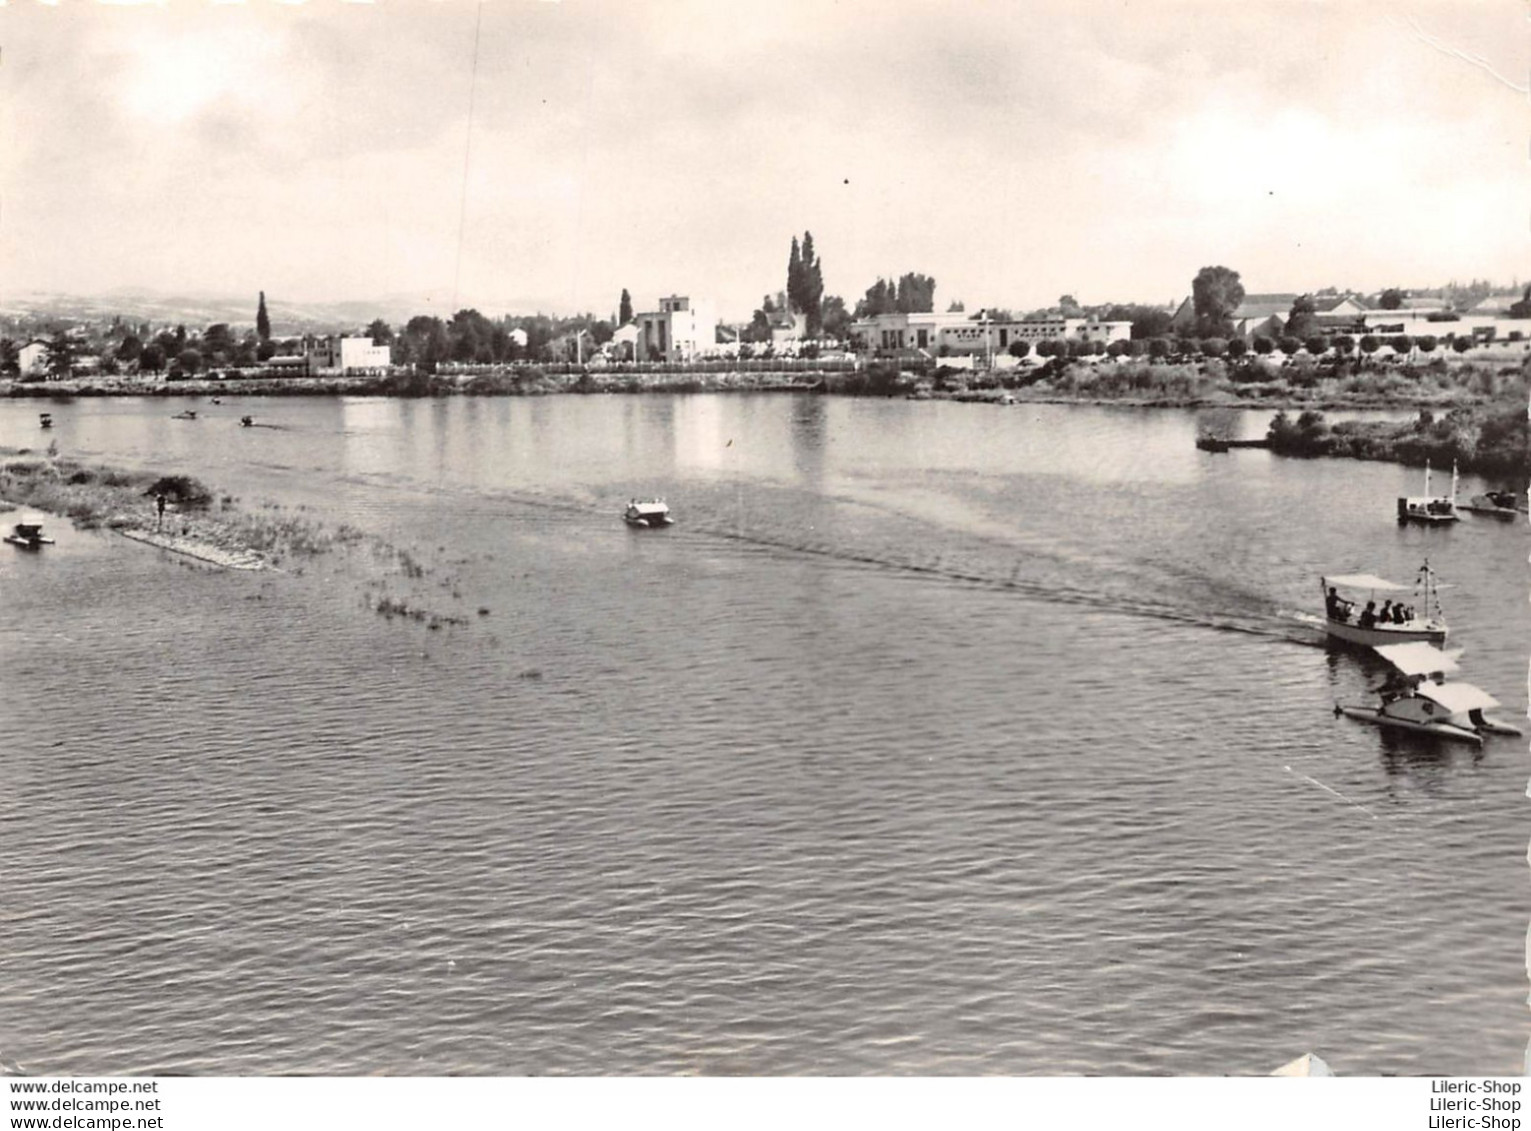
0, 0, 1527, 1113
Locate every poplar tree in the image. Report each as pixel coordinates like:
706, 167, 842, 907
619, 288, 633, 324
786, 237, 803, 313
256, 291, 271, 341
801, 231, 824, 336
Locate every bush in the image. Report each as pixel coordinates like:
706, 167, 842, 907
1008, 339, 1030, 358
1333, 335, 1356, 354
1200, 338, 1227, 358
1252, 336, 1274, 355
1416, 334, 1438, 353
1278, 336, 1302, 355
1226, 338, 1248, 358
1305, 335, 1330, 355
144, 475, 213, 508
1359, 335, 1380, 354
1453, 337, 1473, 353
1148, 338, 1171, 359
1389, 335, 1413, 354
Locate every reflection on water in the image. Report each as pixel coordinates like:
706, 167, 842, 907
0, 393, 1525, 1076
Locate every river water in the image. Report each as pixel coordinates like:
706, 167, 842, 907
0, 393, 1526, 1076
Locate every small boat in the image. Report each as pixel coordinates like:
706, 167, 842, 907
172, 410, 198, 421
1396, 461, 1458, 523
39, 413, 53, 429
1195, 436, 1231, 453
623, 498, 674, 528
240, 416, 254, 427
1336, 642, 1522, 742
1320, 562, 1448, 646
1460, 490, 1523, 519
4, 521, 55, 549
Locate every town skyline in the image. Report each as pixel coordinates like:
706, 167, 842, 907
2, 0, 1526, 323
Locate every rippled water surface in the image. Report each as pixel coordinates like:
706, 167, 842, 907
1, 394, 1526, 1075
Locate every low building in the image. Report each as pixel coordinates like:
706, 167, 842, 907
609, 322, 640, 361
849, 312, 1130, 357
1172, 292, 1370, 339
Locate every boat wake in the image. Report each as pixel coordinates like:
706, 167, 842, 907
355, 476, 1330, 649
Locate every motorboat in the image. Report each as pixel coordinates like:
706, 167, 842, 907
1335, 641, 1523, 742
1396, 461, 1458, 523
4, 521, 54, 549
623, 498, 674, 528
172, 410, 198, 421
1195, 435, 1231, 453
1460, 489, 1524, 519
1320, 562, 1447, 646
240, 416, 254, 427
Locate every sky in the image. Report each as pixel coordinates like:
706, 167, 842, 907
1, 0, 1528, 323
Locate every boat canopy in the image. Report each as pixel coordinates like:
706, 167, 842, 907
1373, 642, 1462, 677
1416, 682, 1501, 714
1325, 573, 1408, 591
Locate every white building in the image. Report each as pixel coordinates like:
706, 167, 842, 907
264, 335, 390, 375
338, 337, 391, 372
849, 312, 1130, 357
17, 341, 48, 376
635, 295, 717, 362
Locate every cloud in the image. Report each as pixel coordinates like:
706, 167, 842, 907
1, 0, 1526, 317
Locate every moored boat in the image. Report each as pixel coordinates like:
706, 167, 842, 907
4, 521, 55, 549
39, 412, 52, 429
1396, 461, 1458, 523
623, 498, 674, 528
172, 410, 198, 421
1320, 563, 1447, 646
1460, 490, 1523, 519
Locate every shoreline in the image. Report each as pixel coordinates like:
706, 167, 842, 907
0, 373, 1510, 414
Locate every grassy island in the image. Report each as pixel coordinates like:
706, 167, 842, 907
0, 447, 470, 627
0, 448, 362, 568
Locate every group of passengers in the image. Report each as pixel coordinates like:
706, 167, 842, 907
1326, 588, 1414, 628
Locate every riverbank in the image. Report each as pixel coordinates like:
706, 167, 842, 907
3, 351, 1524, 412
1264, 402, 1529, 478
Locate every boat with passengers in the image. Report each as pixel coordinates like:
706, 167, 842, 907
1335, 641, 1522, 744
4, 520, 55, 549
1320, 561, 1447, 646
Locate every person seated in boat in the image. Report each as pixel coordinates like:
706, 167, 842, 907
1379, 600, 1394, 624
1358, 601, 1377, 628
1392, 603, 1409, 624
1325, 587, 1351, 622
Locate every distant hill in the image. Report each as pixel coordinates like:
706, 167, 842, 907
0, 289, 548, 336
